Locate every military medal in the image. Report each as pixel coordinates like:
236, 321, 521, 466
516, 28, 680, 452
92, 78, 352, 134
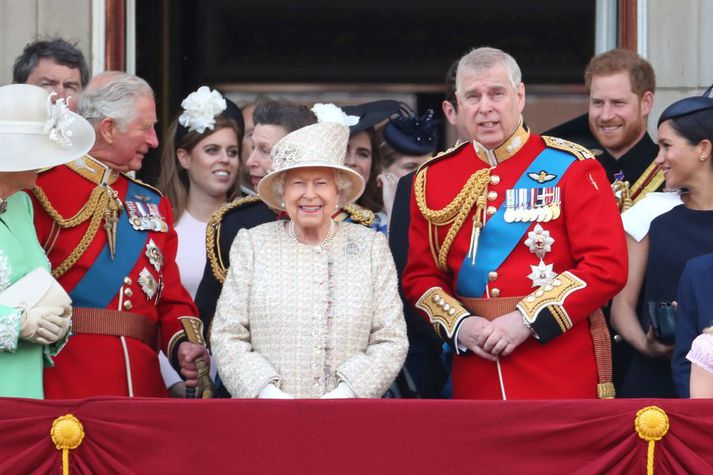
525, 224, 554, 259
527, 261, 557, 288
145, 239, 163, 272
503, 189, 516, 223
147, 203, 169, 232
524, 224, 556, 287
125, 200, 151, 231
138, 267, 158, 300
125, 200, 169, 232
534, 189, 547, 222
514, 189, 527, 222
549, 187, 561, 220
526, 189, 535, 223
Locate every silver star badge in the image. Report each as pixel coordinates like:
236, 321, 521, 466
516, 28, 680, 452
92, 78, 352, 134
528, 261, 556, 288
145, 239, 163, 272
524, 224, 554, 260
138, 267, 158, 299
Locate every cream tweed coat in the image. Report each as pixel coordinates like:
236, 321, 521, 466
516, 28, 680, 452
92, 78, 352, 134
211, 220, 408, 398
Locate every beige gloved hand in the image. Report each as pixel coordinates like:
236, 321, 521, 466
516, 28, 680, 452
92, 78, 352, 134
19, 305, 69, 345
60, 304, 72, 319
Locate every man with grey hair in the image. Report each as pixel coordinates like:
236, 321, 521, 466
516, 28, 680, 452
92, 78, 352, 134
31, 71, 210, 398
402, 46, 628, 399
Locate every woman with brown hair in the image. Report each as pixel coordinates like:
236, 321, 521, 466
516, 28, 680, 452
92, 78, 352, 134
158, 86, 244, 298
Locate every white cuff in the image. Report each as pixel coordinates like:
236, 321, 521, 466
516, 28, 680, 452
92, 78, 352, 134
258, 383, 293, 399
454, 319, 469, 355
321, 382, 356, 399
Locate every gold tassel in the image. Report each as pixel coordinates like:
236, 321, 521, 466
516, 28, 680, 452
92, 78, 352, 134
634, 406, 669, 475
102, 185, 123, 259
466, 194, 488, 265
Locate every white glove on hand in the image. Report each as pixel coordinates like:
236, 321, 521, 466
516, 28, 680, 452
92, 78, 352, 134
321, 382, 356, 399
258, 383, 294, 399
19, 305, 69, 345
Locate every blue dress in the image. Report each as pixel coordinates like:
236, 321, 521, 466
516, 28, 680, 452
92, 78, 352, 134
618, 204, 713, 397
672, 252, 713, 397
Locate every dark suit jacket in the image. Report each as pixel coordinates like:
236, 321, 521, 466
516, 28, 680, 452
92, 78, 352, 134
389, 171, 448, 398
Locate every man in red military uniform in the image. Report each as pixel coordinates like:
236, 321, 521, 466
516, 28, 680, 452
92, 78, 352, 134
32, 71, 208, 398
403, 47, 628, 400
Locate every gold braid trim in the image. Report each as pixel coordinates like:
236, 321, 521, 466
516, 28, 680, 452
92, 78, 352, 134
414, 167, 490, 271
341, 203, 375, 227
631, 166, 665, 205
32, 185, 111, 279
205, 195, 262, 284
33, 185, 106, 227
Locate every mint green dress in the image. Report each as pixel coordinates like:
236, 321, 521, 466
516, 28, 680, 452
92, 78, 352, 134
0, 191, 66, 398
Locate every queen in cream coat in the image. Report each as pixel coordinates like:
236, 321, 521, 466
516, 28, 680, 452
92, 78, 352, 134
210, 121, 407, 398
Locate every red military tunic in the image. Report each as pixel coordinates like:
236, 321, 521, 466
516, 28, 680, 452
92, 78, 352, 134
403, 124, 627, 399
31, 156, 195, 398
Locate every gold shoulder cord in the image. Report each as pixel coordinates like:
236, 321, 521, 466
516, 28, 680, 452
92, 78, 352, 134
342, 203, 375, 227
32, 185, 113, 279
205, 195, 262, 284
414, 167, 490, 272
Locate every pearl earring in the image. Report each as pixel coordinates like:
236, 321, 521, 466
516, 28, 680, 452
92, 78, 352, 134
700, 156, 707, 162
280, 202, 285, 209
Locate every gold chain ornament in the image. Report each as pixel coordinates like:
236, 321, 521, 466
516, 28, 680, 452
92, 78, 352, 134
33, 184, 122, 278
414, 167, 491, 271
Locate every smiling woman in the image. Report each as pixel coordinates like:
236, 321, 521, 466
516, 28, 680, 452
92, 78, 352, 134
612, 94, 713, 398
211, 121, 408, 399
155, 87, 244, 397
158, 87, 245, 298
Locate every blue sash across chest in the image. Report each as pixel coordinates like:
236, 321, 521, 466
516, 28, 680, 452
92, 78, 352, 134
455, 148, 575, 298
70, 181, 159, 307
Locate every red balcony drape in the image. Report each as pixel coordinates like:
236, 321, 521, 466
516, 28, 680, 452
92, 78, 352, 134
0, 398, 711, 474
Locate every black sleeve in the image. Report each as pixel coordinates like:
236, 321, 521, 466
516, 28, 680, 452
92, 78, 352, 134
388, 171, 414, 280
195, 259, 224, 344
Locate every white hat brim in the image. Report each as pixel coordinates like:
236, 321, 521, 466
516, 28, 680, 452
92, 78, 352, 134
0, 115, 95, 172
0, 84, 96, 172
257, 162, 366, 211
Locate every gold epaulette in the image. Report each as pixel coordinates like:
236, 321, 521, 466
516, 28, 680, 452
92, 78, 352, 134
206, 195, 262, 284
416, 141, 470, 173
124, 174, 164, 197
338, 203, 375, 227
542, 136, 595, 161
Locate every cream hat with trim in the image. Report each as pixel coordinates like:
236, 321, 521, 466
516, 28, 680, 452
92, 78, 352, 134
0, 84, 95, 172
257, 122, 365, 210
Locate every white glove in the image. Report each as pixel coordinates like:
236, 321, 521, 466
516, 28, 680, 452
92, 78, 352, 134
19, 305, 69, 345
258, 383, 294, 399
378, 172, 399, 221
321, 382, 356, 399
